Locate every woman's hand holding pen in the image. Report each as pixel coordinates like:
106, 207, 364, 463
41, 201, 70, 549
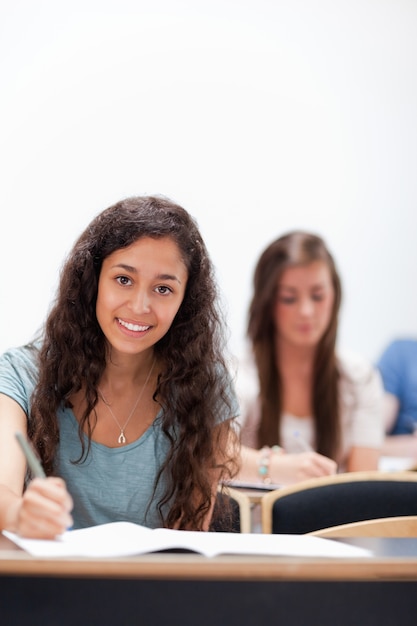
271, 451, 337, 485
239, 443, 337, 486
16, 477, 73, 539
13, 432, 73, 538
271, 430, 337, 484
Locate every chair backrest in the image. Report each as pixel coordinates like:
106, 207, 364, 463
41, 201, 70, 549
308, 515, 417, 538
261, 471, 417, 534
210, 486, 251, 533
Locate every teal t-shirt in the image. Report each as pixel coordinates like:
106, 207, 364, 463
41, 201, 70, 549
0, 344, 239, 529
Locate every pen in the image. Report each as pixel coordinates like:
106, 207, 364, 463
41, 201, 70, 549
15, 432, 46, 478
292, 430, 313, 452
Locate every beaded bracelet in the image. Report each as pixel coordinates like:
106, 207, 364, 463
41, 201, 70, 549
257, 445, 284, 484
257, 446, 272, 484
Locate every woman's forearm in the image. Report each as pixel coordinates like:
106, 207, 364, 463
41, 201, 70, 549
0, 485, 21, 532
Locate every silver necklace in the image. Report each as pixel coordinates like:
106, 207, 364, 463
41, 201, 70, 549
98, 359, 155, 444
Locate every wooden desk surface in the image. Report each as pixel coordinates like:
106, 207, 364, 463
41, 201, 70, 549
3, 535, 417, 626
2, 534, 417, 582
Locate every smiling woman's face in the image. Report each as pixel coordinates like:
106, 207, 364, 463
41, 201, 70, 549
96, 236, 188, 359
273, 260, 335, 349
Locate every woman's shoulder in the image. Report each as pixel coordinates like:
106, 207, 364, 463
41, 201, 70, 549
380, 338, 417, 363
0, 342, 40, 390
0, 342, 40, 371
336, 349, 380, 386
0, 343, 40, 413
235, 349, 259, 397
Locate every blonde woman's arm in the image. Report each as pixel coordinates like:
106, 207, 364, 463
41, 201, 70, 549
237, 444, 337, 486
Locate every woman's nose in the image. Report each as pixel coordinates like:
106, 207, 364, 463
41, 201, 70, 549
130, 289, 151, 314
299, 297, 314, 316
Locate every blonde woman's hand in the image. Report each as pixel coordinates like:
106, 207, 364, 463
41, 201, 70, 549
16, 477, 73, 538
271, 451, 337, 485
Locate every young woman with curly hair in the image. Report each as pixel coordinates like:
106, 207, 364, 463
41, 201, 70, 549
236, 231, 384, 486
0, 195, 239, 538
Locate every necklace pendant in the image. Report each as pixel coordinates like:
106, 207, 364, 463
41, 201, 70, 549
118, 431, 126, 444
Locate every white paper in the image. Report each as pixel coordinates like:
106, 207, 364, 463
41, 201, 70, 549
378, 456, 416, 472
3, 522, 372, 559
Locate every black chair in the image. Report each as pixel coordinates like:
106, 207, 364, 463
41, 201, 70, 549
210, 486, 251, 533
261, 470, 417, 534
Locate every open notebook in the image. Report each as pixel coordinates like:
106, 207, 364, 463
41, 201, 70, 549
3, 522, 371, 559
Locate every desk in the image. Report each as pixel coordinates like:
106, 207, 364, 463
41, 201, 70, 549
2, 535, 417, 626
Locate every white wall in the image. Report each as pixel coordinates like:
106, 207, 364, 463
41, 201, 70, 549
1, 0, 416, 363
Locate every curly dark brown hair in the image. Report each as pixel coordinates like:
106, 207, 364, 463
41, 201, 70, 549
28, 195, 239, 530
247, 230, 342, 460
